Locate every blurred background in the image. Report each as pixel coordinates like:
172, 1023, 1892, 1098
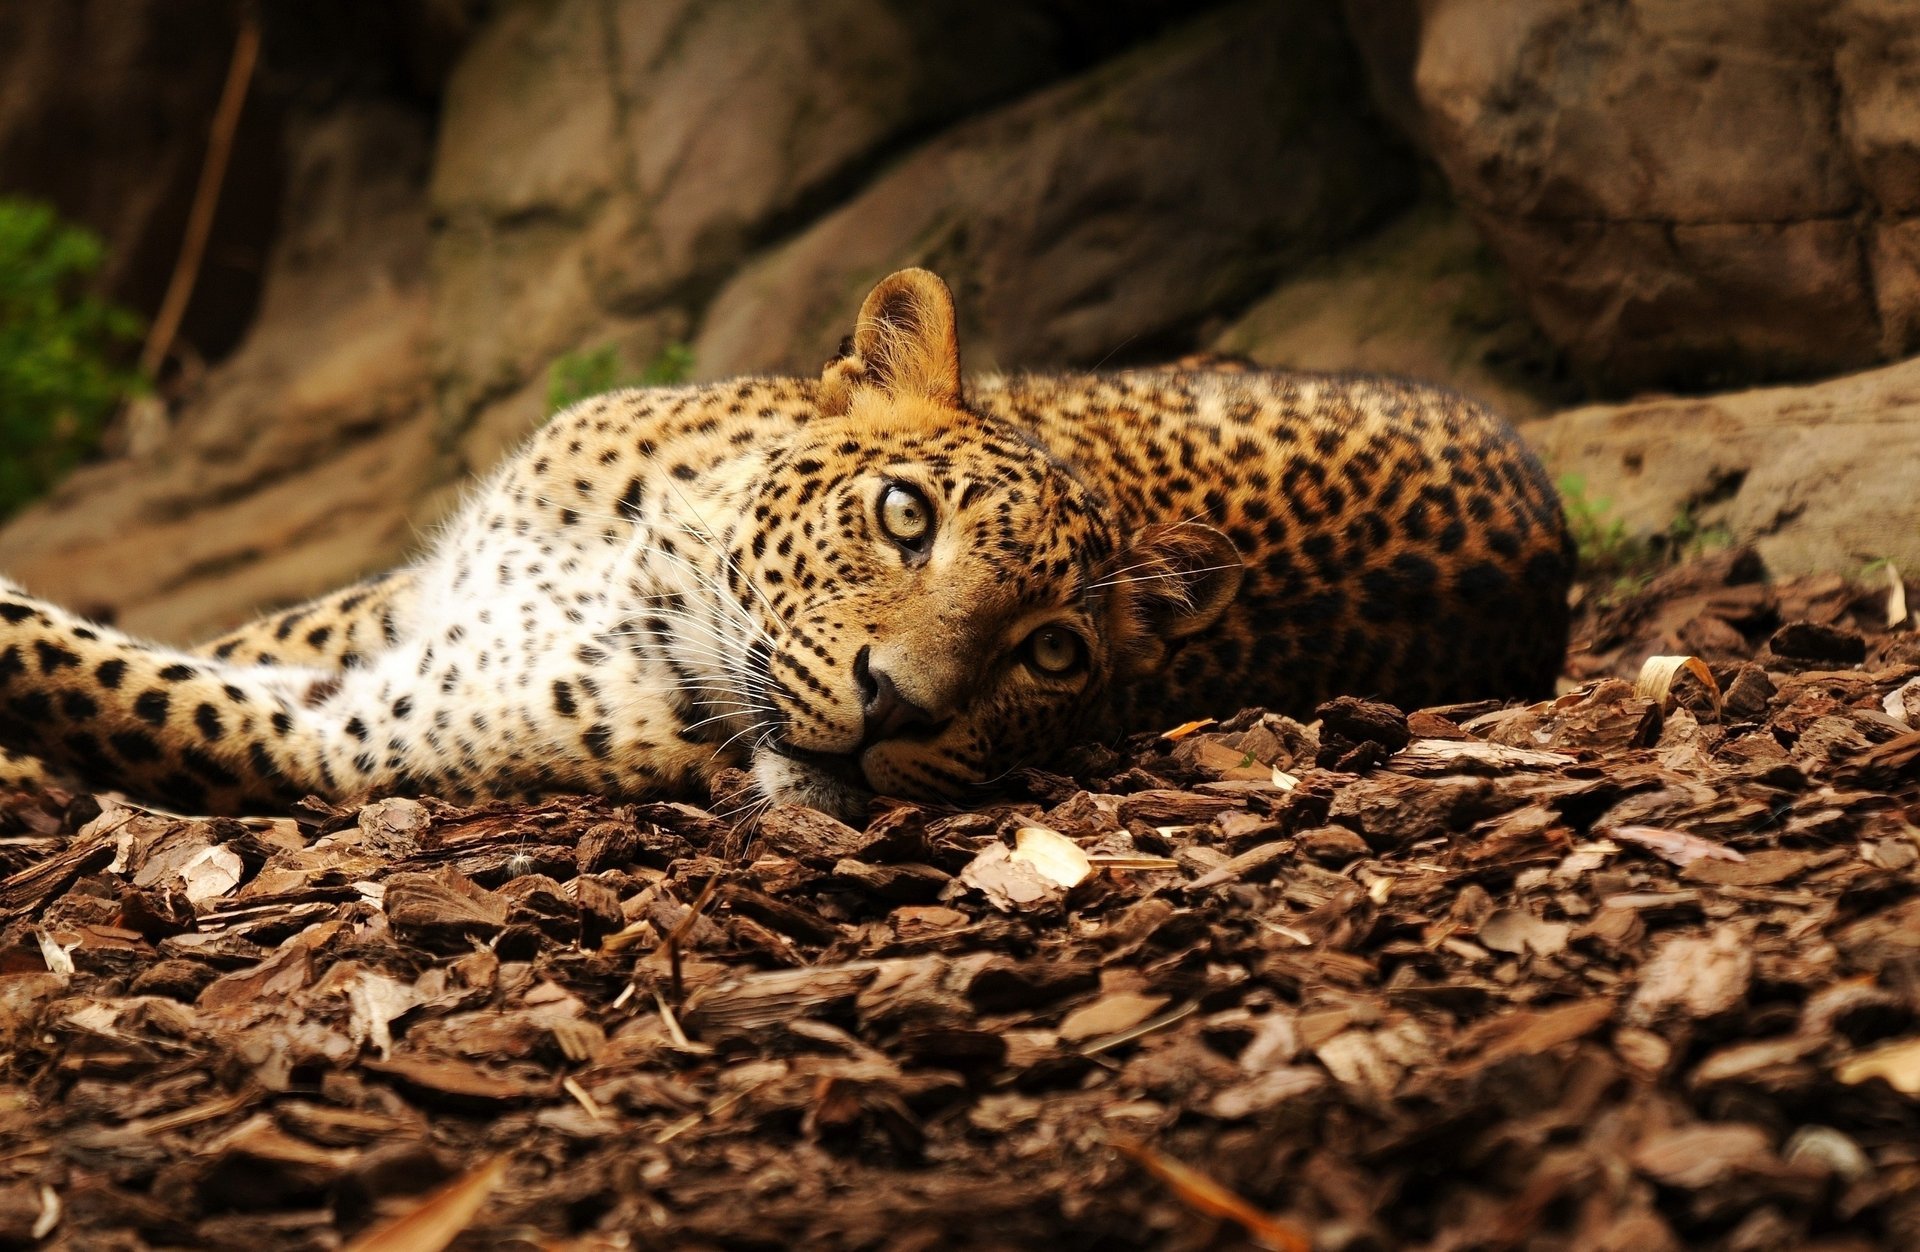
1, 0, 1915, 641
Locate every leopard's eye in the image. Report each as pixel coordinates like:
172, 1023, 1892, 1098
1025, 626, 1084, 675
878, 483, 933, 548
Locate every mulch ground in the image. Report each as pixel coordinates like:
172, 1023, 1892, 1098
4, 546, 1920, 1251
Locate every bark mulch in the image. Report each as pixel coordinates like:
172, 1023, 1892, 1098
3, 547, 1920, 1250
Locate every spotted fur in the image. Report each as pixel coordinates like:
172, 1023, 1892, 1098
0, 270, 1571, 818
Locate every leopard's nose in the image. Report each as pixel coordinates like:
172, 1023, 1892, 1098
855, 646, 935, 745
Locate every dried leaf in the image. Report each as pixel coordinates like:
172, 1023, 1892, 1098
1057, 992, 1170, 1044
1631, 1123, 1773, 1189
1479, 909, 1570, 957
1208, 1067, 1325, 1120
1888, 562, 1909, 630
1884, 676, 1920, 727
179, 844, 245, 903
1634, 654, 1721, 714
1185, 840, 1293, 892
1470, 998, 1616, 1065
34, 930, 73, 979
1836, 1036, 1920, 1094
1012, 826, 1091, 889
31, 1184, 58, 1240
958, 843, 1061, 911
1391, 738, 1575, 773
1629, 929, 1752, 1023
347, 969, 422, 1060
343, 1155, 505, 1252
1608, 823, 1746, 869
1159, 718, 1217, 742
1078, 1000, 1198, 1056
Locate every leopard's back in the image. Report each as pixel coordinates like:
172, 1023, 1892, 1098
975, 370, 1573, 725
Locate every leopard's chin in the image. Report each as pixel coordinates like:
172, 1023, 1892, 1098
752, 746, 874, 822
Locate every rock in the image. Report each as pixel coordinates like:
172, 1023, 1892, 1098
1314, 696, 1412, 771
430, 0, 1188, 423
1295, 826, 1371, 867
694, 0, 1414, 375
1768, 621, 1868, 665
1351, 0, 1920, 389
1211, 199, 1565, 418
1525, 354, 1920, 577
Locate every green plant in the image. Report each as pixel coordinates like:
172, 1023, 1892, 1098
1661, 510, 1733, 560
1558, 474, 1652, 582
1558, 474, 1735, 592
545, 342, 694, 416
639, 343, 694, 387
0, 198, 144, 516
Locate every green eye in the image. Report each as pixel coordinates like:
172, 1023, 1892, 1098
878, 483, 932, 546
1026, 626, 1083, 675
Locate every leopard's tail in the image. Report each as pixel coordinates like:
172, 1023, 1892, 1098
0, 580, 341, 813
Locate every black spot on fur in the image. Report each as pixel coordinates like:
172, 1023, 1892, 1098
95, 659, 127, 689
158, 663, 196, 681
181, 746, 240, 787
195, 703, 224, 740
158, 773, 207, 809
0, 602, 34, 623
617, 477, 644, 520
247, 741, 288, 785
133, 689, 171, 726
34, 642, 79, 674
108, 730, 162, 763
583, 723, 613, 759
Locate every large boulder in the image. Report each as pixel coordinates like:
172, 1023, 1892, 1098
1210, 199, 1565, 419
694, 0, 1414, 376
432, 0, 1206, 460
1349, 0, 1920, 391
1526, 354, 1920, 577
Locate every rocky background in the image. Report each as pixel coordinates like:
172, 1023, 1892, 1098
1, 0, 1916, 640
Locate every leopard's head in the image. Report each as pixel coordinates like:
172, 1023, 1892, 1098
728, 269, 1243, 818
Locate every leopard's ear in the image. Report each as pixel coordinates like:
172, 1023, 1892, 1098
1106, 523, 1244, 676
821, 269, 961, 414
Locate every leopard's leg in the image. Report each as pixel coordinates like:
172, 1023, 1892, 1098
0, 743, 78, 797
195, 568, 418, 669
0, 582, 347, 813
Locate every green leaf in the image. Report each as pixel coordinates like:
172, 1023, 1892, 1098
0, 197, 145, 517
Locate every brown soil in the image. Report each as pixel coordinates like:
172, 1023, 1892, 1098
3, 547, 1918, 1251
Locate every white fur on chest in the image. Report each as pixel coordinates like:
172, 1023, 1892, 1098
303, 454, 767, 796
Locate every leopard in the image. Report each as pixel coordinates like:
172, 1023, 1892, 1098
0, 268, 1572, 821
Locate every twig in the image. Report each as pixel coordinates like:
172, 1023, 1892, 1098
665, 873, 721, 1000
138, 4, 261, 378
1110, 1136, 1312, 1252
